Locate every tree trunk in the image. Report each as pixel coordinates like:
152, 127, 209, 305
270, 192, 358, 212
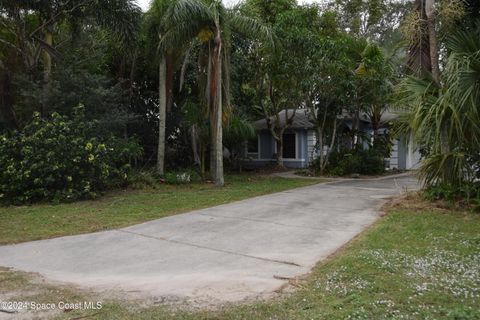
317, 127, 324, 175
425, 0, 441, 85
207, 29, 224, 186
157, 56, 167, 176
352, 109, 360, 147
276, 138, 284, 168
41, 28, 53, 116
325, 117, 338, 169
372, 121, 380, 141
214, 90, 224, 186
316, 108, 328, 175
166, 55, 174, 112
408, 0, 432, 75
210, 143, 216, 180
129, 48, 138, 98
191, 124, 200, 166
213, 37, 224, 187
42, 30, 53, 83
200, 144, 206, 179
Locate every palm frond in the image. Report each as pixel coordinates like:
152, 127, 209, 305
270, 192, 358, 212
226, 12, 272, 46
93, 0, 142, 48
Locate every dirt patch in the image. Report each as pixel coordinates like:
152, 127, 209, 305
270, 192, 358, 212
0, 268, 107, 320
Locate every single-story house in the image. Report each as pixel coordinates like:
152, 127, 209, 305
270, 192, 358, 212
242, 109, 420, 170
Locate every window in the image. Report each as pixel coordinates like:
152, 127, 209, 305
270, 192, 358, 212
247, 136, 259, 154
283, 133, 296, 159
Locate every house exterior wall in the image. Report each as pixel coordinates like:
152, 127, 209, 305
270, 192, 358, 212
242, 129, 309, 169
387, 139, 400, 169
405, 132, 421, 169
244, 122, 421, 171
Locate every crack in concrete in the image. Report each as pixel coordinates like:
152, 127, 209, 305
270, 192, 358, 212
117, 229, 303, 268
197, 212, 363, 233
325, 185, 404, 192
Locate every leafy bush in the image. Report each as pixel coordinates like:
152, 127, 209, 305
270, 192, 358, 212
327, 147, 386, 176
424, 182, 480, 210
0, 107, 142, 204
126, 169, 160, 189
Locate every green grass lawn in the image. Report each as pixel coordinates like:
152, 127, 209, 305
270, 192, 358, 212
89, 201, 479, 319
0, 174, 321, 244
1, 196, 479, 319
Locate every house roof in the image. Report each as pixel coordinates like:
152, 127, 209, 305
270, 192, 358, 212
254, 109, 314, 130
254, 108, 400, 131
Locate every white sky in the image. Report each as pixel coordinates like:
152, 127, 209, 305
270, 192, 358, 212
136, 0, 322, 11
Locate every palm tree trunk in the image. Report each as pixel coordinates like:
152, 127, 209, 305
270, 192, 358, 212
408, 0, 432, 75
425, 0, 440, 85
213, 32, 224, 187
210, 143, 216, 180
214, 83, 224, 186
157, 56, 167, 176
166, 55, 174, 112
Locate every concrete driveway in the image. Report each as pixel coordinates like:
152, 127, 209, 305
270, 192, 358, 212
0, 175, 419, 305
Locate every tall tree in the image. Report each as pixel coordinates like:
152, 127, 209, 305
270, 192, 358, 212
251, 4, 314, 168
160, 0, 269, 186
397, 22, 480, 187
144, 0, 177, 176
355, 42, 394, 140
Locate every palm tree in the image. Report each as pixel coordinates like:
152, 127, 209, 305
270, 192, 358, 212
397, 23, 480, 187
145, 0, 177, 176
160, 0, 269, 186
355, 43, 394, 140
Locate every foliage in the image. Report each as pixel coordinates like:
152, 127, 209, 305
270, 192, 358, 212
356, 42, 395, 136
325, 146, 386, 176
0, 107, 142, 204
15, 65, 130, 127
223, 114, 256, 170
424, 182, 480, 210
332, 0, 412, 44
157, 0, 271, 185
126, 169, 161, 189
396, 22, 480, 188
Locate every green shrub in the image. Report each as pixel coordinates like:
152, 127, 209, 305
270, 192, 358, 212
0, 107, 142, 204
424, 184, 458, 201
126, 169, 160, 189
424, 182, 480, 210
326, 147, 385, 176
